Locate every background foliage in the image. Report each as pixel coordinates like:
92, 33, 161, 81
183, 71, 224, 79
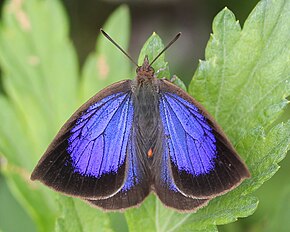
0, 0, 289, 231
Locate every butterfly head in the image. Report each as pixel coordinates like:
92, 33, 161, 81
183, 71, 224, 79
136, 56, 155, 80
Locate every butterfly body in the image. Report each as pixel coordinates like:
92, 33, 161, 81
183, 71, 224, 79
31, 54, 250, 212
132, 56, 162, 166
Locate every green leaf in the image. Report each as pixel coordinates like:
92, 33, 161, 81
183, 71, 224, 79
0, 168, 36, 232
1, 163, 56, 232
125, 0, 290, 231
56, 197, 113, 232
0, 0, 78, 231
266, 186, 290, 232
189, 3, 290, 141
81, 5, 131, 101
138, 32, 170, 79
0, 0, 79, 168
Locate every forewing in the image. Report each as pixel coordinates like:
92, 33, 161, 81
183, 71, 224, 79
159, 80, 250, 198
88, 128, 150, 210
31, 81, 135, 199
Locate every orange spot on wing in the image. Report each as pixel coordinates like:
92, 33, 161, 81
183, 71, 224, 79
147, 148, 153, 158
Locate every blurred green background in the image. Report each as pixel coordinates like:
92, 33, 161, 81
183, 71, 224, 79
0, 0, 289, 231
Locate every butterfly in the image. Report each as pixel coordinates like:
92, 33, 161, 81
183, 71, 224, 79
31, 30, 250, 212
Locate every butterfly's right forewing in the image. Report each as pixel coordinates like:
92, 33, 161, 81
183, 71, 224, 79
31, 80, 137, 199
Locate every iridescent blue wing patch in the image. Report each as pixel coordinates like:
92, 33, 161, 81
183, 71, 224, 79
158, 80, 250, 198
31, 81, 139, 199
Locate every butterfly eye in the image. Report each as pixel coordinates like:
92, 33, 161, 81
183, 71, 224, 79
136, 66, 141, 73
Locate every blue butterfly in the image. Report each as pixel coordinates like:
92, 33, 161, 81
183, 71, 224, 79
31, 30, 250, 212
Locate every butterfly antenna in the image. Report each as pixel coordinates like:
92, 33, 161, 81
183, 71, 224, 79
100, 29, 139, 67
150, 32, 181, 66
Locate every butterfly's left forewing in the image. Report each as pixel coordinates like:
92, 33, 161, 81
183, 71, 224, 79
158, 80, 250, 199
31, 80, 141, 199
